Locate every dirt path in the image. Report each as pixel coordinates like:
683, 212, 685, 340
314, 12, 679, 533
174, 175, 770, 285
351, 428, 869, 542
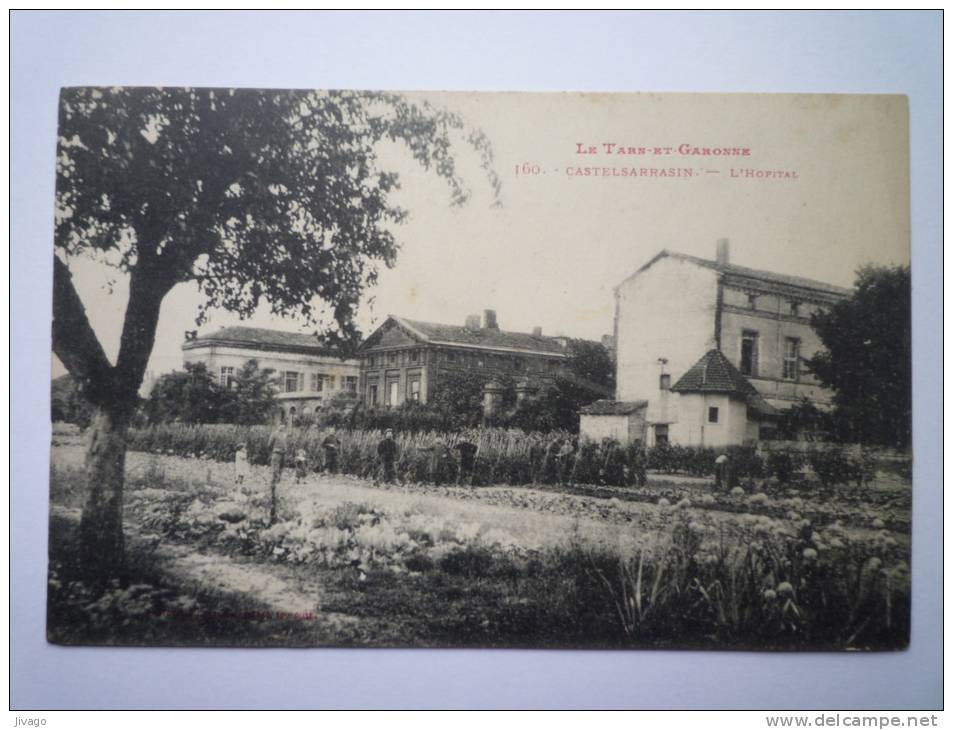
51, 505, 359, 627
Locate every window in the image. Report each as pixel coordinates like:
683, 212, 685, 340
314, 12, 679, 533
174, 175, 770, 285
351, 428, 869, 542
477, 356, 485, 368
388, 352, 397, 365
408, 378, 421, 402
659, 373, 671, 390
282, 370, 304, 393
514, 357, 525, 371
368, 384, 378, 405
446, 351, 457, 363
708, 407, 719, 423
783, 337, 801, 380
219, 366, 235, 389
328, 375, 336, 390
789, 300, 801, 317
740, 330, 759, 376
386, 381, 399, 407
345, 376, 358, 393
283, 371, 300, 393
654, 424, 669, 445
409, 349, 419, 364
311, 372, 319, 391
747, 293, 759, 310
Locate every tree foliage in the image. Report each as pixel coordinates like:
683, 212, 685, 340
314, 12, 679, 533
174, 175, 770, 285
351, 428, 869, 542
52, 86, 498, 579
54, 87, 499, 412
807, 265, 911, 448
143, 360, 277, 426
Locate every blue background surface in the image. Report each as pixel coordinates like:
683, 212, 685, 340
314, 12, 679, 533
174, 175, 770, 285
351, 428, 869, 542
10, 10, 942, 709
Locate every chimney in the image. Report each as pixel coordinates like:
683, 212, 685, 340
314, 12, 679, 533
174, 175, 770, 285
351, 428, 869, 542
465, 314, 481, 329
716, 238, 730, 266
483, 309, 499, 330
532, 326, 543, 337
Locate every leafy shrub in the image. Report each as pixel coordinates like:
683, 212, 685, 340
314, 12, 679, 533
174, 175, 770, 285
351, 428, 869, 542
808, 447, 853, 487
766, 450, 803, 485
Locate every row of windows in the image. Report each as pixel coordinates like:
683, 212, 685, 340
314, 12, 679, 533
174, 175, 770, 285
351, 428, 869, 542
365, 350, 421, 368
364, 348, 560, 373
655, 331, 802, 392
740, 331, 801, 381
366, 377, 421, 407
740, 292, 807, 318
219, 366, 358, 394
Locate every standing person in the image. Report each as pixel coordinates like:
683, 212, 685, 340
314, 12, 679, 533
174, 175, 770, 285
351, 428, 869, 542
626, 442, 648, 487
267, 422, 290, 524
714, 452, 730, 491
294, 448, 309, 483
377, 428, 398, 484
557, 437, 577, 486
453, 435, 479, 487
321, 428, 341, 474
527, 434, 546, 484
541, 436, 563, 485
429, 436, 453, 485
570, 438, 597, 486
234, 442, 250, 489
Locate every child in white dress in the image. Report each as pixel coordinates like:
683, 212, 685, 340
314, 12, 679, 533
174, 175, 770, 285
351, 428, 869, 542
234, 442, 250, 487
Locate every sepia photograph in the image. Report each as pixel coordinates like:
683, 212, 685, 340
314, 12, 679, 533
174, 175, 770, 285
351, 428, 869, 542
46, 87, 913, 652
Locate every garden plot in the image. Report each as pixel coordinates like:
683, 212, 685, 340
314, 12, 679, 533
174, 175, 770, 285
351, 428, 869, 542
49, 442, 912, 649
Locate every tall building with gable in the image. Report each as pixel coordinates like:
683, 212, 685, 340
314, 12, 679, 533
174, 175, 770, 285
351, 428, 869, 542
596, 239, 850, 447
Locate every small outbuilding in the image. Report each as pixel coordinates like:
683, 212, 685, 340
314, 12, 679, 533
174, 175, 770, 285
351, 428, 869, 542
669, 349, 776, 446
579, 399, 648, 445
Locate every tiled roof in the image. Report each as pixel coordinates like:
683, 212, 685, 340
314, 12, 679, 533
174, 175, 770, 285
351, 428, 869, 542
670, 350, 759, 397
579, 399, 648, 416
392, 316, 571, 356
628, 250, 852, 298
182, 326, 335, 355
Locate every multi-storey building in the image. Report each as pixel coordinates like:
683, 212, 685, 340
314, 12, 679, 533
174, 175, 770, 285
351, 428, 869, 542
181, 326, 360, 423
357, 310, 577, 408
604, 240, 850, 447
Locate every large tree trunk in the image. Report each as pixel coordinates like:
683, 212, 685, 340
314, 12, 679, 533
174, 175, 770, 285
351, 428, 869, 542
78, 406, 130, 584
54, 255, 175, 583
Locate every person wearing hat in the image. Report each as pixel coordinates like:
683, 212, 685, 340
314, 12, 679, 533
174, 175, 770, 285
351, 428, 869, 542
377, 428, 398, 484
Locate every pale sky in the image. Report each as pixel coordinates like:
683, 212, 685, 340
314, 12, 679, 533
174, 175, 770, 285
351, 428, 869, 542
54, 91, 910, 380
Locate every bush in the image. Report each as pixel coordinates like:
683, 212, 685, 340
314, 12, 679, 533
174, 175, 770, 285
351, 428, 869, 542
808, 447, 853, 487
766, 450, 803, 485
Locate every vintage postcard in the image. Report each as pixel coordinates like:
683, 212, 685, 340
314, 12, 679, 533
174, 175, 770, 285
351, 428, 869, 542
49, 89, 911, 650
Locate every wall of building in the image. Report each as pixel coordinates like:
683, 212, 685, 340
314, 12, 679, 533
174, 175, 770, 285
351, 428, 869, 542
669, 393, 749, 447
580, 414, 638, 444
182, 344, 360, 422
719, 285, 835, 409
615, 257, 719, 421
360, 341, 565, 408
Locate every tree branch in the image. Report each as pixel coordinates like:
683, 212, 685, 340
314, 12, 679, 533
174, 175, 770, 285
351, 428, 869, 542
52, 256, 117, 406
113, 257, 177, 402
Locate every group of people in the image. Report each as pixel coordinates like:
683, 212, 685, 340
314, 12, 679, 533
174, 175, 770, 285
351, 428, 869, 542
531, 435, 648, 488
237, 423, 655, 497
375, 429, 479, 486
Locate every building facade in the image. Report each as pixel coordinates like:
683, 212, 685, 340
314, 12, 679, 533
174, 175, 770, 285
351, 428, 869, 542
357, 311, 573, 408
181, 326, 360, 423
606, 240, 850, 447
